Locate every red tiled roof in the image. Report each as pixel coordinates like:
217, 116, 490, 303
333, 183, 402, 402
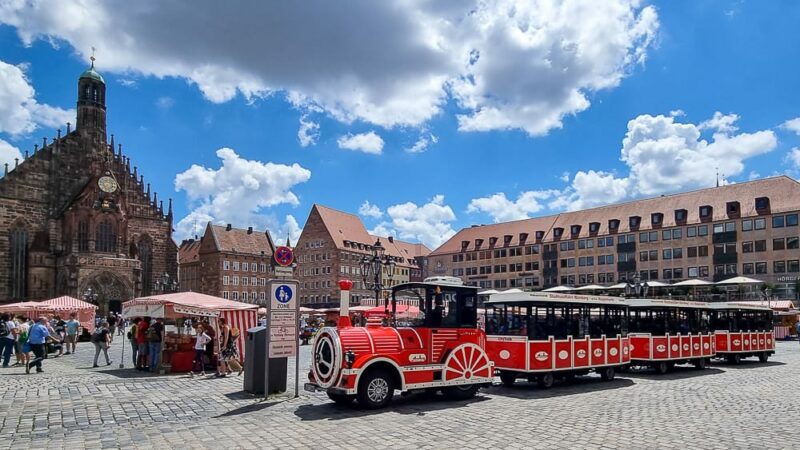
431, 176, 800, 255
178, 239, 201, 264
208, 224, 274, 256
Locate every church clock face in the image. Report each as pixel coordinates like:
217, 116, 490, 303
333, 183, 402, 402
98, 176, 118, 193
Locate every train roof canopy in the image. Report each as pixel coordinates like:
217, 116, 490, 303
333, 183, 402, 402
626, 298, 713, 309
486, 292, 627, 307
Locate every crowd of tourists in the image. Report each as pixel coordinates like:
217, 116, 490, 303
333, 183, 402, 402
1, 312, 83, 374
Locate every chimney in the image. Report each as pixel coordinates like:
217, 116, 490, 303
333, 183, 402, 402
247, 226, 253, 234
226, 224, 232, 231
388, 236, 394, 243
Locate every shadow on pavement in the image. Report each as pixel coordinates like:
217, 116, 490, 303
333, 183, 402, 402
214, 400, 280, 418
712, 360, 786, 370
488, 376, 634, 400
294, 392, 489, 421
621, 366, 724, 380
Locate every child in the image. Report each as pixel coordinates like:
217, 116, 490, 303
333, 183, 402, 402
191, 324, 211, 377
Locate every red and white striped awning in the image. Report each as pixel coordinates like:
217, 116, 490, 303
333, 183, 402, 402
41, 296, 98, 311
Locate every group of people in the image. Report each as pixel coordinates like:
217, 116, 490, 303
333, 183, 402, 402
1, 313, 82, 374
190, 317, 243, 378
126, 316, 164, 372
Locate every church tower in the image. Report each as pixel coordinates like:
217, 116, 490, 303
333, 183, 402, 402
76, 54, 106, 142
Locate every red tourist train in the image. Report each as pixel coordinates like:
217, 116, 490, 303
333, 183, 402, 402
305, 277, 493, 408
484, 292, 630, 387
710, 302, 775, 364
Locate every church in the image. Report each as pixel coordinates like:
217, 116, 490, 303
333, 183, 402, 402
0, 58, 178, 314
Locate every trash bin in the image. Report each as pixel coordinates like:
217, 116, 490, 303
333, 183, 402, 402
243, 326, 288, 395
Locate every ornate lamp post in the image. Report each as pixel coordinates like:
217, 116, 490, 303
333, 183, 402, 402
624, 272, 650, 298
153, 272, 179, 293
359, 239, 396, 314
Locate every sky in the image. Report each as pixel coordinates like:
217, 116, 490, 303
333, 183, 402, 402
1, 0, 799, 250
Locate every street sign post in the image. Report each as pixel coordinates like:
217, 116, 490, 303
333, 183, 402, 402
264, 280, 298, 399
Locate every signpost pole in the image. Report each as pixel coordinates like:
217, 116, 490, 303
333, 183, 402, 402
266, 244, 297, 401
295, 303, 300, 398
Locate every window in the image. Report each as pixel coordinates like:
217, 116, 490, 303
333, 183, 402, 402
95, 220, 117, 252
742, 263, 754, 275
698, 225, 708, 236
589, 222, 600, 233
651, 213, 663, 225
233, 261, 240, 271
260, 263, 267, 272
788, 237, 799, 249
755, 262, 767, 274
699, 266, 709, 277
509, 247, 522, 257
242, 262, 249, 271
260, 292, 267, 301
754, 240, 767, 252
649, 250, 658, 261
773, 215, 785, 228
232, 292, 239, 301
232, 276, 239, 285
773, 238, 786, 251
618, 234, 635, 244
789, 260, 800, 273
787, 214, 799, 227
700, 206, 712, 218
639, 251, 649, 262
725, 222, 735, 232
629, 216, 641, 229
675, 209, 688, 222
663, 269, 673, 280
774, 261, 786, 273
687, 226, 697, 238
742, 219, 753, 232
688, 247, 697, 258
673, 268, 683, 279
77, 221, 89, 251
742, 241, 754, 253
713, 223, 724, 234
754, 218, 766, 230
222, 291, 229, 299
223, 276, 229, 286
8, 228, 27, 299
662, 249, 672, 260
673, 248, 683, 259
662, 230, 671, 241
688, 267, 699, 277
699, 246, 708, 257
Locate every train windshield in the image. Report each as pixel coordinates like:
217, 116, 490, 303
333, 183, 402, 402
485, 302, 627, 339
391, 284, 478, 328
710, 309, 772, 332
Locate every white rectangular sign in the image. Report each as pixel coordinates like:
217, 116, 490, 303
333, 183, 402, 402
270, 325, 297, 341
270, 282, 297, 310
270, 311, 296, 327
274, 266, 294, 278
269, 340, 297, 358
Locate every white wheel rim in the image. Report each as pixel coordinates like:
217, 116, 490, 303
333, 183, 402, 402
444, 343, 492, 382
311, 328, 342, 388
367, 378, 389, 403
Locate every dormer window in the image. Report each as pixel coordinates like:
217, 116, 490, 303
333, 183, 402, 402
461, 240, 469, 250
570, 225, 581, 236
535, 231, 544, 242
475, 238, 484, 249
755, 197, 770, 211
588, 222, 600, 234
553, 227, 564, 239
503, 235, 513, 246
489, 237, 498, 247
699, 205, 712, 219
675, 209, 688, 223
608, 219, 620, 232
651, 213, 663, 226
726, 201, 740, 217
519, 233, 528, 245
629, 216, 641, 230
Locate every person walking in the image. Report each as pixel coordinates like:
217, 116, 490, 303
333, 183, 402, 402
26, 317, 50, 374
14, 316, 30, 367
147, 318, 164, 373
107, 313, 117, 342
1, 313, 18, 368
136, 317, 150, 371
92, 321, 112, 367
64, 313, 80, 355
191, 323, 211, 377
128, 318, 140, 367
53, 315, 66, 357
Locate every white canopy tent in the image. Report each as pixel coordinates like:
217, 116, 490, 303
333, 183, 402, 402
542, 286, 573, 292
574, 284, 606, 291
716, 276, 764, 285
672, 279, 714, 287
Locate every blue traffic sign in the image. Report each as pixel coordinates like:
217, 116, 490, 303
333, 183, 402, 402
275, 284, 293, 304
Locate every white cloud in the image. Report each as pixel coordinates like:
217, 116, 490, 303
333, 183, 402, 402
0, 59, 74, 136
368, 223, 395, 238
405, 134, 438, 153
467, 190, 560, 223
277, 214, 303, 245
337, 131, 384, 155
781, 117, 800, 135
373, 195, 456, 249
787, 148, 800, 169
555, 112, 777, 210
358, 201, 383, 219
559, 171, 570, 182
118, 78, 137, 87
0, 0, 658, 136
174, 147, 311, 238
155, 96, 175, 110
297, 114, 320, 147
0, 138, 23, 169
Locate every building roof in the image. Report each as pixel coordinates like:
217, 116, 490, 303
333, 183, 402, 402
178, 239, 201, 264
431, 176, 800, 256
312, 204, 430, 265
206, 224, 275, 256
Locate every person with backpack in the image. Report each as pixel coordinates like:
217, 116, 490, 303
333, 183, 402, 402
91, 321, 112, 367
53, 316, 66, 357
1, 313, 18, 368
147, 318, 164, 373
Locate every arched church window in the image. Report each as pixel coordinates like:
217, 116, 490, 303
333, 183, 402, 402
139, 238, 153, 296
78, 221, 89, 252
95, 220, 117, 253
92, 87, 98, 102
9, 228, 28, 299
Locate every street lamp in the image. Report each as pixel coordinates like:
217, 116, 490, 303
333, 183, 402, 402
624, 272, 649, 298
360, 239, 396, 315
83, 287, 99, 305
153, 272, 179, 293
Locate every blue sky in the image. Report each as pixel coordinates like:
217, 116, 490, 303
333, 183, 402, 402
1, 1, 799, 249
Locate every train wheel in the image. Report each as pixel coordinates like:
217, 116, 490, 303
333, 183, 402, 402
357, 370, 394, 409
537, 373, 554, 388
727, 354, 741, 365
758, 352, 769, 363
655, 362, 669, 375
327, 392, 354, 405
499, 371, 517, 387
694, 358, 707, 370
599, 366, 616, 381
442, 384, 480, 400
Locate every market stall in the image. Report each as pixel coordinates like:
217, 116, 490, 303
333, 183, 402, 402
121, 292, 258, 373
0, 301, 55, 317
41, 296, 98, 332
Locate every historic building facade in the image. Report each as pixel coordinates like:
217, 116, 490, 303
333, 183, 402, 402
0, 61, 177, 313
177, 223, 275, 304
295, 204, 430, 307
428, 177, 800, 299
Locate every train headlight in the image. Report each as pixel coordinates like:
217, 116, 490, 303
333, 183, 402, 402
345, 350, 356, 368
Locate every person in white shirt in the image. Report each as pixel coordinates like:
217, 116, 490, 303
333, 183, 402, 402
191, 324, 211, 377
1, 313, 18, 368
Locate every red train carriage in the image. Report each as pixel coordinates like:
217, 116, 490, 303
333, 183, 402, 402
306, 277, 493, 408
627, 299, 715, 374
710, 302, 775, 364
485, 292, 630, 388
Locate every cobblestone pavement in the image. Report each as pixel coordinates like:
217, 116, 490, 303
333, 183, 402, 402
1, 335, 798, 450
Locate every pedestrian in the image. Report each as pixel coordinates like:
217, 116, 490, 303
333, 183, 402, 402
16, 316, 30, 368
118, 317, 127, 336
92, 321, 112, 367
136, 316, 150, 371
1, 313, 18, 368
191, 323, 211, 377
147, 318, 164, 373
53, 315, 66, 357
128, 318, 140, 367
203, 320, 215, 367
107, 313, 117, 342
26, 317, 50, 374
64, 313, 80, 355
